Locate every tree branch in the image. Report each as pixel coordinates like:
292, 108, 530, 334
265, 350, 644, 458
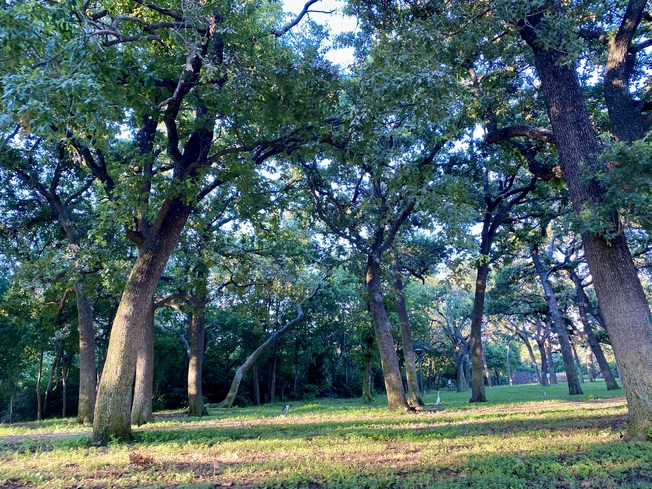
484, 125, 555, 145
272, 0, 321, 37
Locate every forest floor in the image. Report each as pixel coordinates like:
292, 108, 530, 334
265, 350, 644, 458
1, 383, 651, 488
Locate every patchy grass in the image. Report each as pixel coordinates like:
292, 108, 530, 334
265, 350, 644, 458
1, 382, 650, 488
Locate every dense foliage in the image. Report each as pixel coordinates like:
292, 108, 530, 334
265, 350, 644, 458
0, 0, 651, 442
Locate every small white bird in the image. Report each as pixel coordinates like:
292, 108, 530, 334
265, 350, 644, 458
436, 390, 441, 406
280, 404, 289, 414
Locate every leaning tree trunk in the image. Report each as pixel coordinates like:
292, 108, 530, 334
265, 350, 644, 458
392, 261, 423, 408
469, 261, 489, 402
131, 302, 155, 426
92, 199, 191, 446
215, 307, 306, 408
531, 247, 583, 395
519, 12, 652, 438
74, 282, 96, 424
569, 269, 620, 390
366, 257, 409, 411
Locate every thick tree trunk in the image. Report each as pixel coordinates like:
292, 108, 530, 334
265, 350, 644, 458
569, 269, 620, 390
469, 262, 489, 402
131, 302, 155, 426
519, 13, 652, 438
74, 282, 96, 424
92, 200, 191, 445
215, 308, 305, 408
366, 257, 409, 411
392, 261, 423, 408
187, 306, 208, 416
531, 248, 583, 395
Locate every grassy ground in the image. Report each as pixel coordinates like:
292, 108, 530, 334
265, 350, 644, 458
1, 382, 651, 488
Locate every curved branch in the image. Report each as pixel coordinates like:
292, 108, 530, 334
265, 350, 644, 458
272, 0, 321, 37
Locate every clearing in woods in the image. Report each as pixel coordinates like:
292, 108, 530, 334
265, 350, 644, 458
1, 383, 651, 488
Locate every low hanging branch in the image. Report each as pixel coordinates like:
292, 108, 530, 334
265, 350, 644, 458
210, 276, 327, 408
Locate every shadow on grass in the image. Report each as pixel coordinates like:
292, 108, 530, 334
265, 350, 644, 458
130, 409, 628, 447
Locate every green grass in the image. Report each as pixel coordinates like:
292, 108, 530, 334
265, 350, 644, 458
0, 382, 649, 488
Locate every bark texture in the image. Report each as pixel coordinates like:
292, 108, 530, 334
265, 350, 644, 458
469, 262, 489, 402
187, 306, 208, 416
393, 262, 423, 408
366, 258, 409, 411
519, 6, 652, 438
74, 283, 97, 424
92, 199, 192, 445
131, 302, 155, 426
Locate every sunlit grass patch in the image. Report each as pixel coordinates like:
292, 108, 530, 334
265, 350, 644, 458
1, 383, 649, 488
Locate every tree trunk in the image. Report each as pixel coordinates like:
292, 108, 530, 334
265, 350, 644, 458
92, 199, 191, 446
61, 352, 70, 418
131, 302, 155, 426
536, 339, 549, 386
456, 351, 468, 392
469, 262, 489, 402
362, 352, 374, 403
269, 343, 277, 404
531, 247, 583, 395
187, 305, 208, 416
74, 282, 96, 424
568, 269, 620, 390
215, 307, 305, 408
571, 341, 584, 384
36, 350, 44, 421
365, 257, 409, 411
505, 346, 512, 386
586, 349, 596, 382
521, 335, 541, 385
482, 345, 493, 387
546, 339, 558, 385
43, 347, 62, 418
519, 6, 652, 439
253, 362, 261, 406
392, 261, 423, 408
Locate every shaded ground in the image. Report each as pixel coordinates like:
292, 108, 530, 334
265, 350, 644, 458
1, 393, 648, 489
